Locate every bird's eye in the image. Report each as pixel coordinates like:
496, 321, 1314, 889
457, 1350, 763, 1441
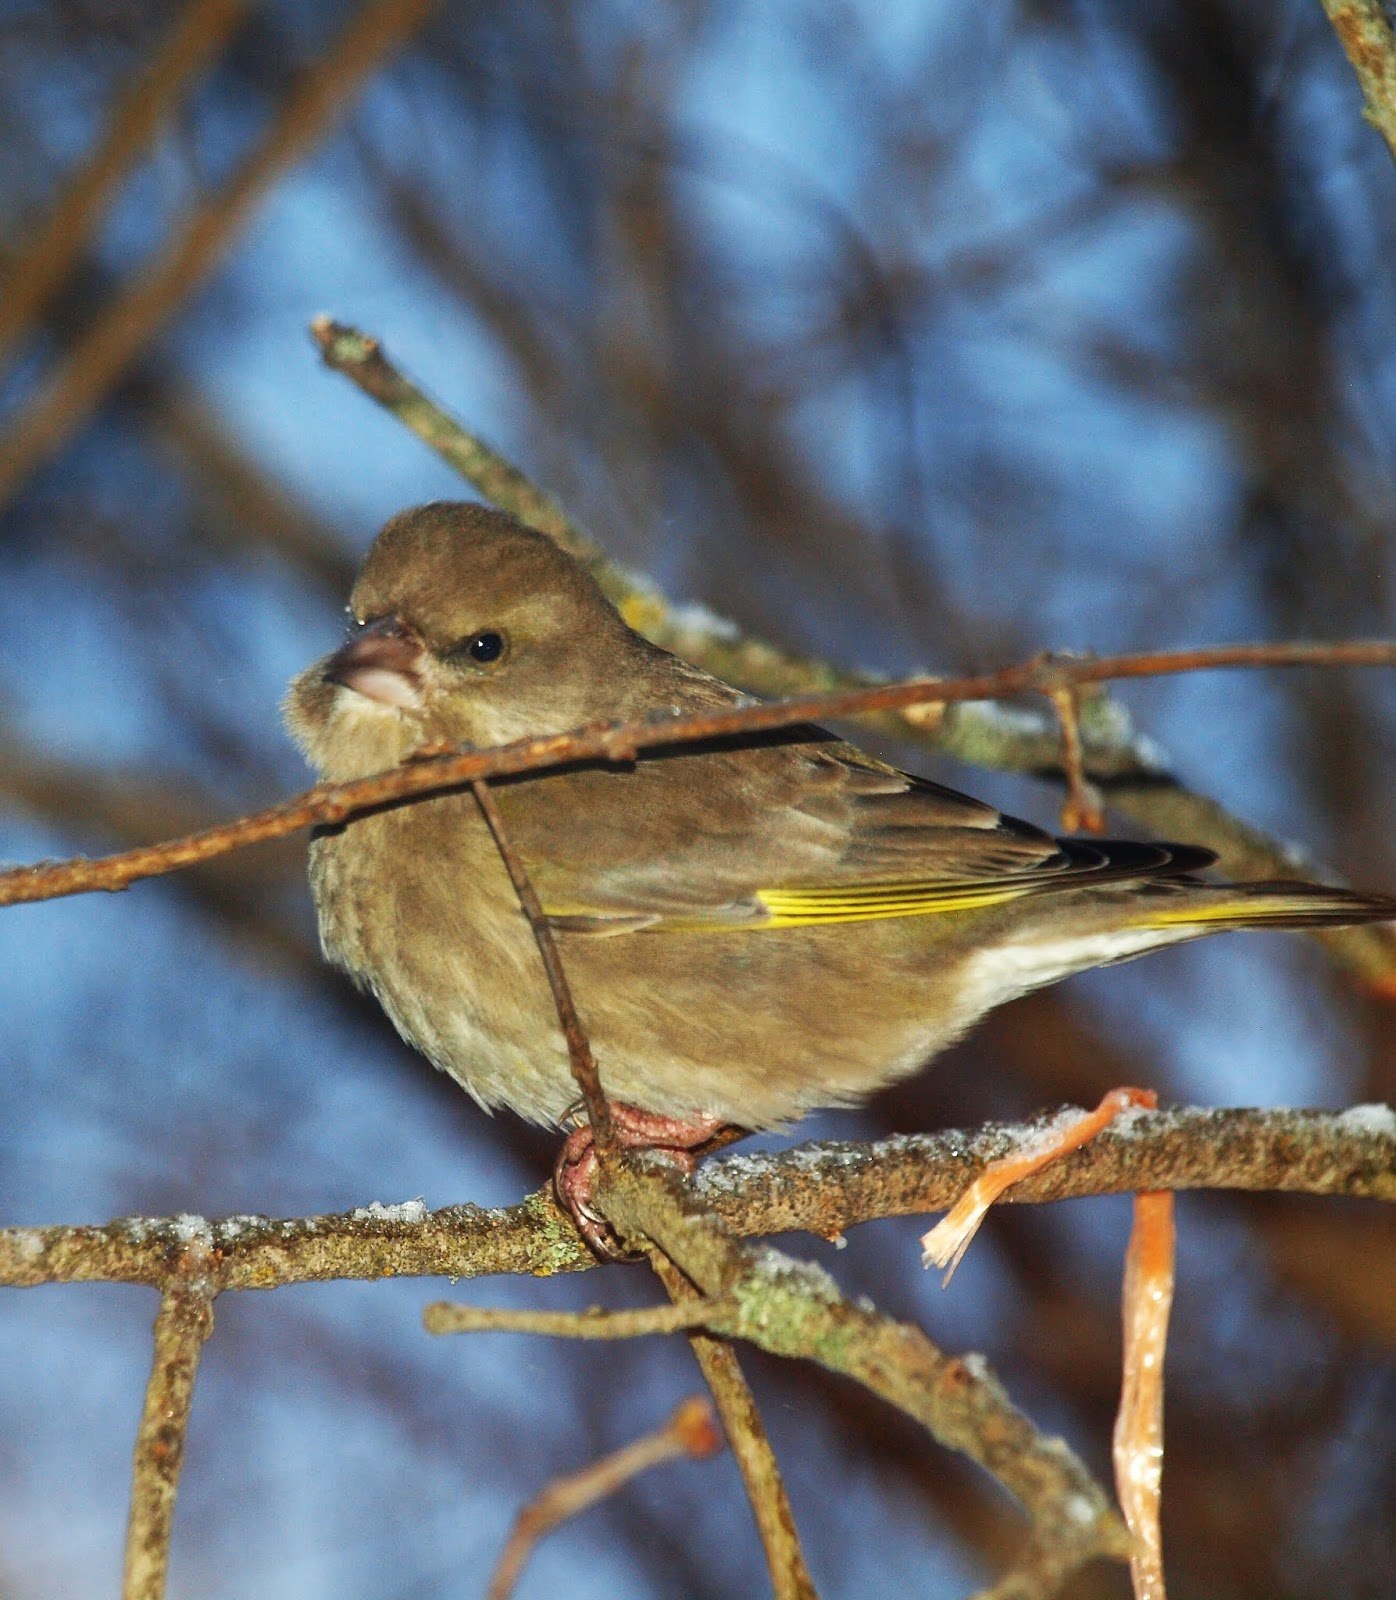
462, 629, 506, 665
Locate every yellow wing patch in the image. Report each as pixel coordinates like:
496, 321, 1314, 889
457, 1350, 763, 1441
754, 881, 1032, 928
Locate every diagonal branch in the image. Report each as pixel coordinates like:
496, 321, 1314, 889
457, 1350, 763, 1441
485, 1397, 722, 1600
648, 1249, 821, 1600
599, 1160, 1130, 1599
1320, 1, 1396, 164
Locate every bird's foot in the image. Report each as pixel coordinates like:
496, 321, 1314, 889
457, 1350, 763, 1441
555, 1104, 744, 1260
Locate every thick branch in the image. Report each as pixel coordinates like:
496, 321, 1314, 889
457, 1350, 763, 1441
3, 1107, 1390, 1292
599, 1163, 1129, 1599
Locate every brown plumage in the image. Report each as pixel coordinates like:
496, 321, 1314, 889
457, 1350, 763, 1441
284, 502, 1396, 1136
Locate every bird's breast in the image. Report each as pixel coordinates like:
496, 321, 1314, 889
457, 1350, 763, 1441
306, 797, 576, 1122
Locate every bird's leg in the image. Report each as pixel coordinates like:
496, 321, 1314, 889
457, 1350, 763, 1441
555, 1103, 745, 1260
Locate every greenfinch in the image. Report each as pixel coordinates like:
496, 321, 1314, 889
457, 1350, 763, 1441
284, 503, 1395, 1239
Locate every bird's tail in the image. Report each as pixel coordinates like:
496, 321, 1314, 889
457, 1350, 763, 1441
1130, 879, 1396, 932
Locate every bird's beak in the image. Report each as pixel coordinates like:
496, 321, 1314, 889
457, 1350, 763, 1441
324, 615, 425, 710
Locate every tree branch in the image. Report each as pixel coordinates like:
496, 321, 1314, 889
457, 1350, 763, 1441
1320, 1, 1396, 164
599, 1161, 1130, 1599
4, 643, 1394, 928
0, 0, 250, 374
4, 1107, 1390, 1292
648, 1250, 820, 1600
123, 1285, 216, 1600
470, 777, 614, 1150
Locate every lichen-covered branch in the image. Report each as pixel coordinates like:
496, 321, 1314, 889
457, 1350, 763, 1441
4, 1106, 1390, 1293
123, 1286, 216, 1600
599, 1161, 1130, 1599
1320, 1, 1396, 164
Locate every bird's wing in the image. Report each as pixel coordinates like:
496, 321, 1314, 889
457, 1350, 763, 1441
498, 726, 1212, 933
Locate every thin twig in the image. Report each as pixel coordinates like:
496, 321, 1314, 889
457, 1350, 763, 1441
649, 1250, 821, 1600
1045, 681, 1104, 833
1320, 1, 1396, 164
123, 1286, 216, 1600
423, 1299, 713, 1339
0, 0, 249, 373
469, 777, 614, 1150
487, 1397, 722, 1600
0, 0, 441, 511
4, 639, 1396, 912
311, 317, 593, 559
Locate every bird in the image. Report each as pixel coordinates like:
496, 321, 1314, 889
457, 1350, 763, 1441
284, 501, 1396, 1249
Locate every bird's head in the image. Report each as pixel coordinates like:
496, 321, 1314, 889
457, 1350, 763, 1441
283, 502, 645, 780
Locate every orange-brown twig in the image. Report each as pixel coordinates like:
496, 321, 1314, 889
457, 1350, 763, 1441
1045, 677, 1105, 833
1115, 1189, 1176, 1600
3, 640, 1394, 912
486, 1397, 721, 1600
921, 1087, 1158, 1281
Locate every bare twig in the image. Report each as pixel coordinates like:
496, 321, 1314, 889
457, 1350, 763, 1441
649, 1250, 820, 1600
1320, 1, 1396, 164
1045, 680, 1104, 833
311, 317, 592, 559
123, 1286, 217, 1600
0, 0, 441, 510
3, 1107, 1391, 1294
486, 1396, 722, 1600
423, 1299, 712, 1339
469, 777, 614, 1150
4, 640, 1395, 916
0, 0, 250, 373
